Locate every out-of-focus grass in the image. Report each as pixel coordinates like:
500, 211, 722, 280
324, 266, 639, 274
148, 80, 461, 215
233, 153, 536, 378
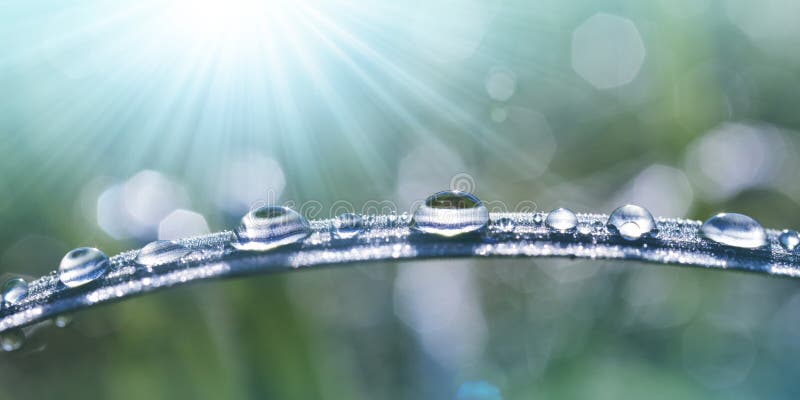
1, 0, 800, 398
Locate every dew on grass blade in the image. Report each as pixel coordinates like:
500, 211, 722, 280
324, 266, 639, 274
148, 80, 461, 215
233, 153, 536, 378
333, 213, 364, 239
7, 206, 800, 336
233, 205, 311, 251
58, 247, 109, 288
135, 240, 191, 268
411, 190, 489, 237
779, 230, 800, 251
492, 217, 515, 233
700, 213, 767, 249
1, 278, 28, 306
607, 204, 657, 241
545, 208, 577, 232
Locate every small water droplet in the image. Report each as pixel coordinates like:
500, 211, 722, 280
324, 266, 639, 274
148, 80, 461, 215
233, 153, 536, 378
592, 221, 605, 233
607, 204, 657, 241
532, 214, 544, 225
700, 213, 767, 249
545, 208, 577, 232
411, 191, 489, 237
779, 230, 800, 251
135, 240, 191, 268
333, 213, 364, 239
54, 314, 73, 328
577, 224, 592, 235
233, 206, 311, 251
492, 217, 515, 233
1, 278, 28, 306
59, 247, 110, 288
0, 329, 24, 352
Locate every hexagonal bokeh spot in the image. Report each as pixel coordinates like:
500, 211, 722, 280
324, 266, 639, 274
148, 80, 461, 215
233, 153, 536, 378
571, 13, 646, 89
158, 209, 210, 240
485, 66, 517, 102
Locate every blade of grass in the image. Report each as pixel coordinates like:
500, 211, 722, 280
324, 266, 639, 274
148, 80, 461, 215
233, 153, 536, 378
1, 212, 797, 333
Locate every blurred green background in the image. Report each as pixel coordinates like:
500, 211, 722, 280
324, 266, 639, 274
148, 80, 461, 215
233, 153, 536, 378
2, 0, 800, 398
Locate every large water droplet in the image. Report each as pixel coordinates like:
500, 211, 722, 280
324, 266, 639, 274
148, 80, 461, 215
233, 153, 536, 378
333, 213, 364, 239
700, 213, 767, 249
607, 204, 657, 241
135, 240, 191, 267
545, 208, 577, 232
411, 191, 489, 237
233, 206, 311, 251
1, 278, 28, 306
0, 329, 24, 351
58, 247, 109, 288
779, 230, 800, 251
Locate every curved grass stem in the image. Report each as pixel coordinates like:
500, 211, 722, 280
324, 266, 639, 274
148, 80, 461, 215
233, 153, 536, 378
1, 212, 798, 333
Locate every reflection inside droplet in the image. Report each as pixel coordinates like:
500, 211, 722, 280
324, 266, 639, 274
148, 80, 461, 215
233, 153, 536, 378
412, 191, 489, 237
700, 213, 767, 249
1, 278, 28, 306
545, 208, 577, 232
233, 206, 311, 251
607, 204, 657, 241
135, 240, 191, 268
58, 247, 110, 288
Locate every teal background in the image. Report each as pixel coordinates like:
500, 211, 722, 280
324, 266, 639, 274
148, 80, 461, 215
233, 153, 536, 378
2, 0, 800, 398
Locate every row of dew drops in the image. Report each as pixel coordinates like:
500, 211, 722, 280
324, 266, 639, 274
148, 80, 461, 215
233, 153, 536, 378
2, 190, 799, 352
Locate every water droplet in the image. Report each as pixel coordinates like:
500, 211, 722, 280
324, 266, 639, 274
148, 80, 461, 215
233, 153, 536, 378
700, 213, 767, 249
233, 206, 311, 251
779, 230, 800, 251
545, 208, 577, 232
135, 240, 191, 268
59, 247, 110, 288
411, 191, 489, 237
333, 213, 364, 239
1, 278, 28, 306
493, 217, 515, 233
0, 329, 24, 351
54, 314, 73, 328
533, 214, 544, 225
607, 204, 657, 241
592, 220, 605, 233
577, 224, 592, 235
